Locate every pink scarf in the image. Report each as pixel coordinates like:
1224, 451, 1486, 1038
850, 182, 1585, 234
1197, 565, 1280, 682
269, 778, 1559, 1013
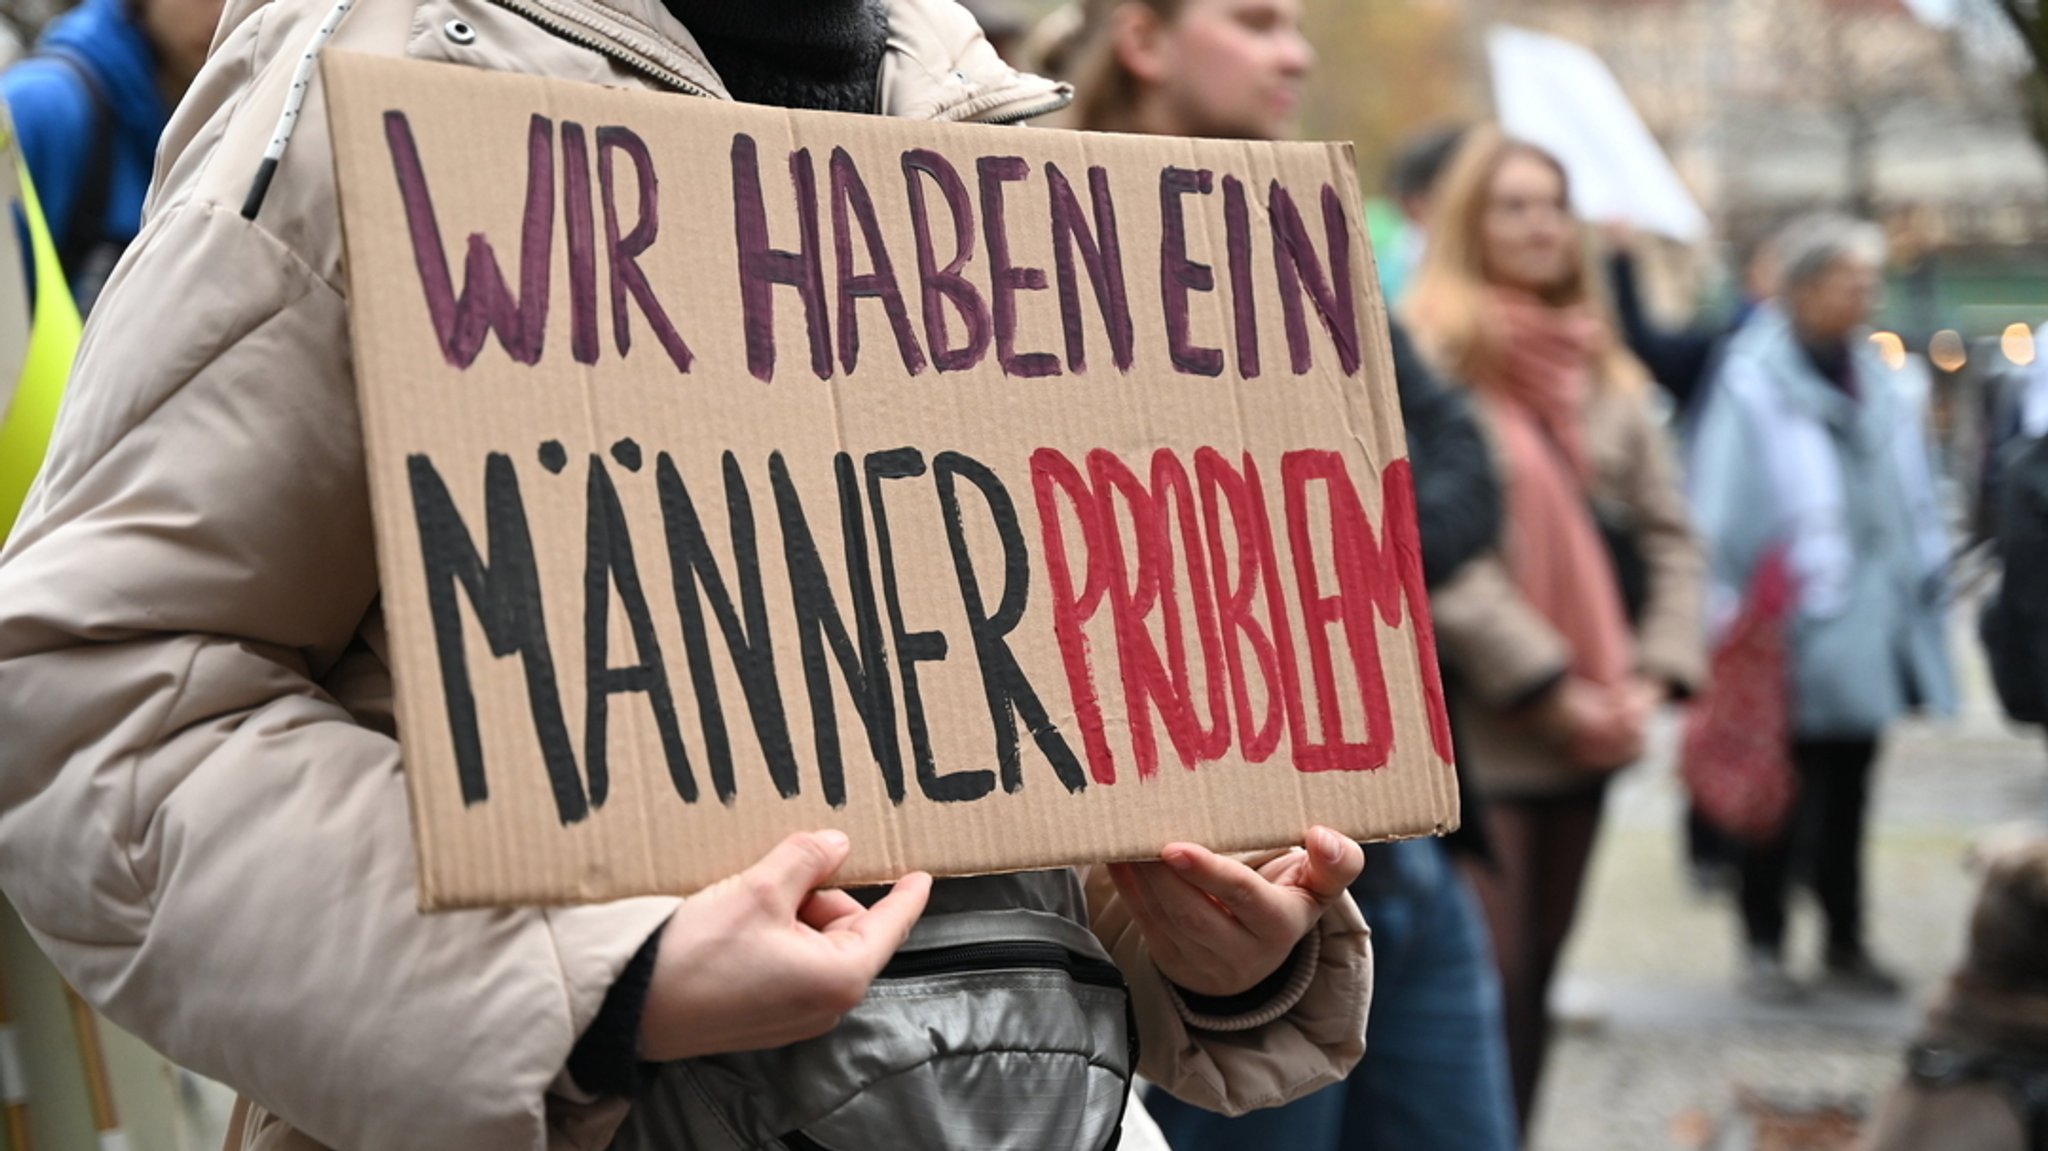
1474, 291, 1635, 688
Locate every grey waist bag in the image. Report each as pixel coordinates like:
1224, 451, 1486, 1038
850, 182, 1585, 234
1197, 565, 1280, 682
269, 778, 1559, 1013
609, 901, 1138, 1151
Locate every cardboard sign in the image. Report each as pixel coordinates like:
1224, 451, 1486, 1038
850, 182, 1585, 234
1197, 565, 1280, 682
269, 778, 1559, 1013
324, 53, 1458, 910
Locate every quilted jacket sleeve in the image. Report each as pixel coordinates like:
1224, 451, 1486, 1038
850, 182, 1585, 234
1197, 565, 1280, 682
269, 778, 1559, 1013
1081, 868, 1371, 1116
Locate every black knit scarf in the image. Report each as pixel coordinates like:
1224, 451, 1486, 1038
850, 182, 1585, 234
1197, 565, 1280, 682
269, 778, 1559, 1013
665, 0, 890, 113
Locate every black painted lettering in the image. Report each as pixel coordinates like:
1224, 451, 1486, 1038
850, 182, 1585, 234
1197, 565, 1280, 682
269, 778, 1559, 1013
772, 452, 903, 806
582, 455, 693, 806
407, 452, 590, 822
657, 451, 800, 802
933, 450, 1086, 794
866, 449, 982, 802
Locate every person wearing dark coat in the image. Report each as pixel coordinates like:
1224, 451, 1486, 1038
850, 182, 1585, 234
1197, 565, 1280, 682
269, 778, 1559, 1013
1149, 319, 1520, 1151
1604, 235, 1777, 420
1394, 320, 1503, 586
1608, 251, 1720, 414
1046, 5, 1518, 1144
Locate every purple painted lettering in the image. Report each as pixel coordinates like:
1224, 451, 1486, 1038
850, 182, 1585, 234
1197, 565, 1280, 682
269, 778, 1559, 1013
902, 148, 991, 373
1269, 181, 1362, 376
732, 134, 832, 383
977, 155, 1060, 379
596, 126, 694, 373
1158, 167, 1222, 378
385, 110, 553, 368
1045, 161, 1133, 375
562, 122, 599, 365
1221, 175, 1259, 379
829, 147, 926, 377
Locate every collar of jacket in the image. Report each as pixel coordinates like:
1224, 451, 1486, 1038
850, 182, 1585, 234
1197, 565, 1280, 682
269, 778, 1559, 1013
462, 0, 1070, 123
1736, 305, 1895, 443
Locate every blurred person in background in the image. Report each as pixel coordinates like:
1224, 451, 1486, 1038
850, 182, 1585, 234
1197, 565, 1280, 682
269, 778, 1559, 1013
1053, 0, 1309, 139
959, 0, 1030, 63
2, 0, 222, 311
1690, 213, 1954, 1003
1378, 124, 1467, 304
1861, 825, 2048, 1151
1601, 227, 1780, 421
1598, 227, 1780, 897
1045, 4, 1521, 1148
1976, 322, 2048, 739
1408, 125, 1706, 1136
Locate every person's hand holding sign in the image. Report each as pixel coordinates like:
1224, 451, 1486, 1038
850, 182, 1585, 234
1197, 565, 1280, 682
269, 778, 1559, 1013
1106, 826, 1364, 997
639, 830, 932, 1060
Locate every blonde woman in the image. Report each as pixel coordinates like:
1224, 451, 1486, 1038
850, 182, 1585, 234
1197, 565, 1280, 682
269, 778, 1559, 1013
1410, 127, 1706, 1133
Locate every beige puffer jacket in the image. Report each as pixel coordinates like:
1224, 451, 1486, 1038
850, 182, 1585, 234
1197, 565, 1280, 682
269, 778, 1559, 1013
0, 0, 1371, 1148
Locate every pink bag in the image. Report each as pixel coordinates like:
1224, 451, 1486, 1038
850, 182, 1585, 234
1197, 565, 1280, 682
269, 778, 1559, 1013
1680, 550, 1798, 845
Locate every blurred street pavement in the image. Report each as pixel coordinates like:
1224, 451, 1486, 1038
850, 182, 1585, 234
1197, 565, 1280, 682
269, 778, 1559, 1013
1532, 636, 2048, 1151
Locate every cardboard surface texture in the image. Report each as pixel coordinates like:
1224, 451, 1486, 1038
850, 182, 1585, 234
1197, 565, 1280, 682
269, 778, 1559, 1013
323, 53, 1458, 910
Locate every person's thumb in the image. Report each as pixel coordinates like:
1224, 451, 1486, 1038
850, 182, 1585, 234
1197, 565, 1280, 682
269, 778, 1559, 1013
1296, 826, 1363, 902
745, 830, 853, 918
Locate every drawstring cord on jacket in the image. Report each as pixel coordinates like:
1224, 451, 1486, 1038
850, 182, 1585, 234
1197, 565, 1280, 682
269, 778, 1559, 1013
240, 0, 359, 220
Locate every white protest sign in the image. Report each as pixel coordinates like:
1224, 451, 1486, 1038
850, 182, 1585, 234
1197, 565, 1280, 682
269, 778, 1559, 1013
1489, 25, 1710, 243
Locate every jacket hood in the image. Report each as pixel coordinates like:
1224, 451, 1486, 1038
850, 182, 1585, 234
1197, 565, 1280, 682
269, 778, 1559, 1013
38, 0, 167, 139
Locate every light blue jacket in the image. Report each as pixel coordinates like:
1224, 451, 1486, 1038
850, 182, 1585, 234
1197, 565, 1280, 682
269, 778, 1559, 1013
1690, 307, 1955, 738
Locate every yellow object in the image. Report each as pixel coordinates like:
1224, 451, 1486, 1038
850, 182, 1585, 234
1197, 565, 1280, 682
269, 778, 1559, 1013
2004, 322, 2036, 368
0, 146, 84, 541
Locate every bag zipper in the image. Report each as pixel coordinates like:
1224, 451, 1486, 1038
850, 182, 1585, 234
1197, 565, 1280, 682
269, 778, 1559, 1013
782, 942, 1136, 1151
876, 940, 1126, 988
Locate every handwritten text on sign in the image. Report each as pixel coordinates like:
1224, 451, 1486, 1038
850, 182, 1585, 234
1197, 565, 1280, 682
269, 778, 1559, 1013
325, 54, 1456, 907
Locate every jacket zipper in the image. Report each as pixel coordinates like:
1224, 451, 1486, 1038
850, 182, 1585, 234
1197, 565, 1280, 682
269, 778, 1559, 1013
980, 93, 1075, 125
876, 940, 1126, 988
947, 85, 1075, 126
479, 0, 712, 95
